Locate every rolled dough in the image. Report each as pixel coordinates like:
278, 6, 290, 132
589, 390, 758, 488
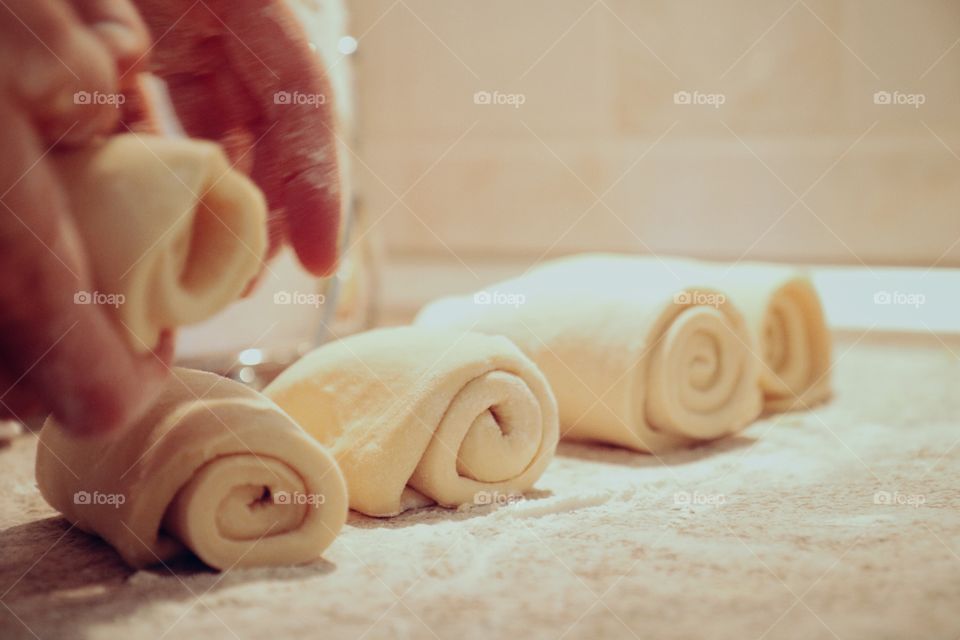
416, 255, 772, 452
512, 255, 832, 412
53, 134, 268, 352
264, 327, 560, 517
35, 368, 348, 570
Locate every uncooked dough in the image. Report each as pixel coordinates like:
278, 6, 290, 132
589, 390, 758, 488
264, 327, 560, 517
715, 264, 831, 412
416, 255, 771, 453
36, 368, 348, 570
53, 134, 268, 352
500, 255, 832, 412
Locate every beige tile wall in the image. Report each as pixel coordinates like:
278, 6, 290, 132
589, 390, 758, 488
346, 0, 960, 285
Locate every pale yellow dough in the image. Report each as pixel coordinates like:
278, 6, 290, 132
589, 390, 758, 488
655, 258, 832, 412
53, 134, 267, 352
264, 327, 560, 517
416, 255, 774, 453
36, 368, 348, 570
516, 255, 833, 412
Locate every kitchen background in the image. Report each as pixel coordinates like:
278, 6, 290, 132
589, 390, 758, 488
179, 0, 960, 367
345, 0, 960, 325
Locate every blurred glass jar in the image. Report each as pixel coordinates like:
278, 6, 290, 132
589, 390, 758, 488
176, 0, 378, 387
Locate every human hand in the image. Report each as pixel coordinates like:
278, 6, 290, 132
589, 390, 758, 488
0, 0, 171, 435
129, 0, 342, 276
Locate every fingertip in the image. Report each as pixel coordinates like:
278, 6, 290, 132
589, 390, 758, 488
58, 356, 168, 437
59, 383, 133, 436
47, 325, 172, 437
292, 238, 340, 277
284, 174, 342, 277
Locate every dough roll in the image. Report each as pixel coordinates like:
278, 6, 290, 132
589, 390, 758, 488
53, 134, 268, 352
264, 327, 559, 517
36, 368, 348, 570
526, 255, 832, 412
416, 256, 765, 453
707, 264, 832, 412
